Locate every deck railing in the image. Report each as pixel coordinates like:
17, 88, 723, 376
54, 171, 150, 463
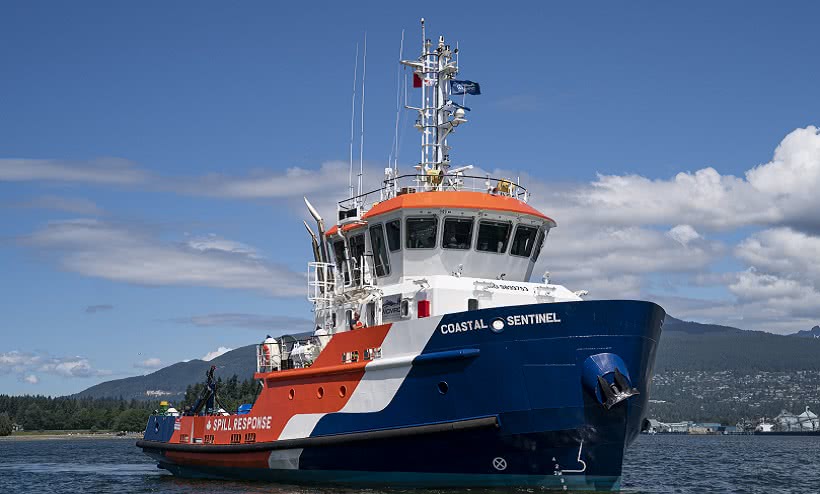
338, 173, 529, 215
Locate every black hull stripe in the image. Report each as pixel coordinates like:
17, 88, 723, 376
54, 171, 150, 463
137, 415, 499, 454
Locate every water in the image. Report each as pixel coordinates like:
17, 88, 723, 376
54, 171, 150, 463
1, 435, 818, 493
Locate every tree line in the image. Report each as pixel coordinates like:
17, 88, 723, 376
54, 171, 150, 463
0, 374, 261, 435
0, 394, 157, 434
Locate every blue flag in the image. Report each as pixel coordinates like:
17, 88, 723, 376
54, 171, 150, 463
450, 80, 481, 95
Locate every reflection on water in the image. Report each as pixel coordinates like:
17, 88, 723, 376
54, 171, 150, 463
0, 435, 818, 493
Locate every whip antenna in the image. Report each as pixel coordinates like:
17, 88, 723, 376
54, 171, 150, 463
348, 43, 359, 200
391, 30, 405, 175
358, 32, 367, 203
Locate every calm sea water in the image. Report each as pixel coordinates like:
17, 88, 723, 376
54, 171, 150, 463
0, 435, 818, 494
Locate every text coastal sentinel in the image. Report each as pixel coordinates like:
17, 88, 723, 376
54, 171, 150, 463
439, 312, 562, 335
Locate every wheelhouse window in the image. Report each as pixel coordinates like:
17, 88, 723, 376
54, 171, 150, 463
476, 220, 512, 253
369, 224, 390, 277
332, 240, 350, 283
510, 225, 539, 257
406, 217, 438, 249
386, 219, 401, 252
349, 234, 366, 283
442, 217, 473, 250
532, 229, 547, 262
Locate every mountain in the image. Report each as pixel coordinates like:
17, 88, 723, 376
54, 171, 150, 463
656, 317, 820, 372
661, 315, 743, 334
790, 325, 820, 338
74, 345, 257, 401
74, 316, 820, 400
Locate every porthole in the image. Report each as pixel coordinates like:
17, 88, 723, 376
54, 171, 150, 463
339, 385, 347, 398
437, 381, 449, 395
317, 386, 324, 399
288, 388, 295, 400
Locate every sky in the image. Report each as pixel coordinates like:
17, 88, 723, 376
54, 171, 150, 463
2, 1, 820, 396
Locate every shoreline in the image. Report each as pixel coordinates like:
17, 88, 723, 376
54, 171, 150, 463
0, 431, 143, 441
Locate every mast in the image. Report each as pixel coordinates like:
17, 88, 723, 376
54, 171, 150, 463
402, 19, 466, 182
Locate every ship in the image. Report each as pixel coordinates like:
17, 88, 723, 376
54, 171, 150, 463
137, 20, 665, 491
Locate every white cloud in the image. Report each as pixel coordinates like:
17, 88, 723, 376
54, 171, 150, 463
735, 228, 820, 287
666, 224, 702, 246
134, 358, 163, 370
746, 126, 820, 198
175, 313, 313, 332
23, 219, 303, 296
185, 234, 260, 258
0, 157, 148, 184
538, 224, 722, 299
514, 126, 820, 332
176, 161, 352, 199
9, 195, 105, 215
0, 351, 109, 379
201, 347, 232, 362
533, 126, 820, 233
22, 374, 39, 384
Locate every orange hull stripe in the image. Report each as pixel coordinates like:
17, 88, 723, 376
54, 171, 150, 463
169, 324, 394, 445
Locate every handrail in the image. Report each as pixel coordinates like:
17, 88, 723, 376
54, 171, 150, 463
338, 173, 530, 212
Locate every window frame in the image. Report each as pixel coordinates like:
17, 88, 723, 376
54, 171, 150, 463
441, 216, 475, 250
332, 239, 350, 283
405, 215, 439, 250
385, 219, 402, 252
531, 228, 548, 262
510, 224, 540, 258
368, 223, 391, 277
475, 219, 513, 254
349, 233, 366, 284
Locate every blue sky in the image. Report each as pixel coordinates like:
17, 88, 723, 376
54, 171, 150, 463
2, 1, 820, 395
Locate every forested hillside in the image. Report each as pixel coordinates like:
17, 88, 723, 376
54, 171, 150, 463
656, 319, 820, 372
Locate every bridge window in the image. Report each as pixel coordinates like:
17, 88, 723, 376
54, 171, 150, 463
532, 229, 548, 262
369, 224, 390, 277
349, 234, 366, 283
442, 217, 473, 250
406, 217, 438, 249
476, 220, 511, 253
386, 219, 401, 252
510, 225, 539, 257
332, 240, 350, 283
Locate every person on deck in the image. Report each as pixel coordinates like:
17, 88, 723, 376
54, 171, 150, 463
350, 311, 365, 330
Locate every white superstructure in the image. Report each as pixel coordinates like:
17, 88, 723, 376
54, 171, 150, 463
296, 21, 584, 362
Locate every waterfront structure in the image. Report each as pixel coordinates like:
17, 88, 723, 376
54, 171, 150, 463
796, 407, 818, 430
137, 21, 664, 491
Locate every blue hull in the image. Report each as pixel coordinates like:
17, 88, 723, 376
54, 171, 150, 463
143, 300, 664, 491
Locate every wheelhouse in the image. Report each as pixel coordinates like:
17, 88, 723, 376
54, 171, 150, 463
325, 190, 556, 285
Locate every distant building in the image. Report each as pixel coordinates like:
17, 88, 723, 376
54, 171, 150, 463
775, 410, 799, 431
645, 419, 670, 433
692, 422, 723, 433
665, 421, 693, 433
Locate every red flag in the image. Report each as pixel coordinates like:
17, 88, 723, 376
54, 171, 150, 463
413, 73, 422, 88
